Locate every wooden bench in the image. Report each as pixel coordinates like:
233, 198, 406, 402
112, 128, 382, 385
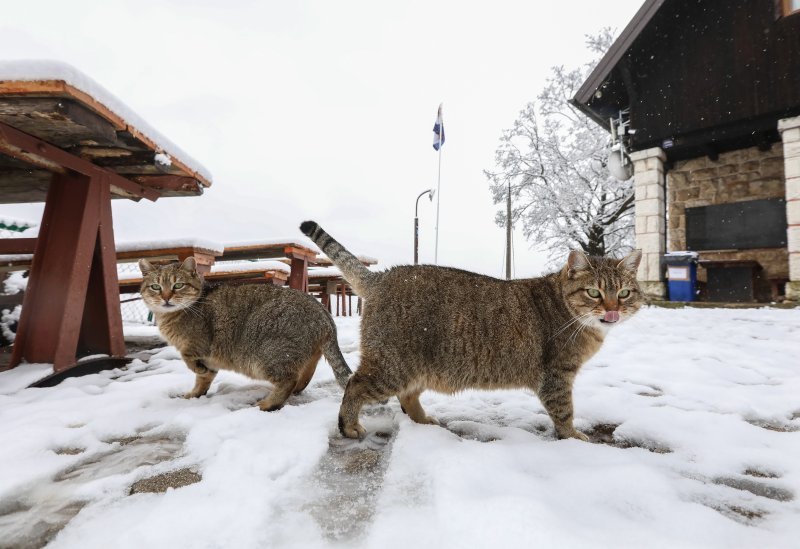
220, 240, 319, 292
307, 266, 368, 316
118, 259, 290, 293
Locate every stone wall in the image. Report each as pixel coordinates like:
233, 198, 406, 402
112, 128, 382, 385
779, 115, 800, 301
666, 144, 788, 301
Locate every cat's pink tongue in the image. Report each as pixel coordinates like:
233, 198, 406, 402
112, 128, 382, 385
603, 311, 620, 323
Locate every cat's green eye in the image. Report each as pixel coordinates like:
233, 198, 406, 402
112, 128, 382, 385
618, 289, 631, 298
586, 288, 601, 298
150, 283, 161, 291
173, 283, 185, 290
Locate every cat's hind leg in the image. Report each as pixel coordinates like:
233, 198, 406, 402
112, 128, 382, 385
339, 361, 400, 439
258, 379, 297, 412
293, 350, 322, 394
399, 389, 439, 425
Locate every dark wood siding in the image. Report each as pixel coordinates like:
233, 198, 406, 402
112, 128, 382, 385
581, 0, 800, 157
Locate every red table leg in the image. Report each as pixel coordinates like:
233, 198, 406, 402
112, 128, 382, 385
11, 172, 125, 373
288, 255, 309, 292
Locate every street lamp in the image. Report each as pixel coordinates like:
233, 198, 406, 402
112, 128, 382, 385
414, 188, 435, 265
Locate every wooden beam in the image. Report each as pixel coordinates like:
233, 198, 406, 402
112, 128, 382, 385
132, 175, 203, 194
0, 98, 118, 147
11, 171, 125, 371
0, 238, 37, 254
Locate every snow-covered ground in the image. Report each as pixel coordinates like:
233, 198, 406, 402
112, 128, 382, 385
1, 307, 799, 548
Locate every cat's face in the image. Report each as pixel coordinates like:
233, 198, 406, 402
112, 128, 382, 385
138, 257, 203, 313
561, 250, 643, 330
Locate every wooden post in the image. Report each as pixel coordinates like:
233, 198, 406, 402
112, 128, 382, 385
321, 291, 330, 311
177, 250, 215, 275
288, 255, 309, 292
11, 171, 125, 372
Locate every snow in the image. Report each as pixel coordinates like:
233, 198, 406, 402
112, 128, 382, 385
308, 267, 343, 278
223, 236, 322, 254
0, 60, 212, 184
210, 260, 290, 274
116, 238, 224, 255
0, 307, 799, 548
3, 271, 27, 294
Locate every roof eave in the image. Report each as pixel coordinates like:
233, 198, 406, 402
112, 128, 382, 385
572, 0, 667, 108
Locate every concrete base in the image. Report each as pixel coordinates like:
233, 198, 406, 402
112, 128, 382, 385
785, 281, 800, 302
639, 281, 667, 301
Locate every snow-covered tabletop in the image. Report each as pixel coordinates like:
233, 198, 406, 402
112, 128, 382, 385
0, 60, 212, 185
1, 307, 799, 548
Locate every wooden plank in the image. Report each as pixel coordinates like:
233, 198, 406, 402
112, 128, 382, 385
0, 98, 118, 147
0, 120, 159, 201
0, 167, 51, 202
0, 238, 37, 254
0, 81, 211, 188
0, 81, 127, 130
132, 175, 203, 196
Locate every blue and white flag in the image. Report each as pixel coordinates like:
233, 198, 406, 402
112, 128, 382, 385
432, 104, 445, 151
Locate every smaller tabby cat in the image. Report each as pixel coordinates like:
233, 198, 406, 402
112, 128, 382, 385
138, 257, 352, 410
301, 221, 643, 441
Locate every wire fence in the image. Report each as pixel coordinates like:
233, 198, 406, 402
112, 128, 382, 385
118, 263, 154, 325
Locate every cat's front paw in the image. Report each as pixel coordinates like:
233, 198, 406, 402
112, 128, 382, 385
341, 423, 367, 440
557, 429, 589, 442
183, 390, 206, 399
573, 430, 590, 442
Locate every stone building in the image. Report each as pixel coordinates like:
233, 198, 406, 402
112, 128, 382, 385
571, 0, 800, 302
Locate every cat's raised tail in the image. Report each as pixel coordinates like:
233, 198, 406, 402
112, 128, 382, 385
300, 221, 376, 297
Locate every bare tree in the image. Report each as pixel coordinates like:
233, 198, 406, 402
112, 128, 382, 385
485, 29, 633, 262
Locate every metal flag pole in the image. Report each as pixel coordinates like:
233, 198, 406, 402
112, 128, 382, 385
505, 178, 512, 279
434, 103, 443, 265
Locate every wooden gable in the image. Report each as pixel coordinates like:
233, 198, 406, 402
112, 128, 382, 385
572, 0, 800, 161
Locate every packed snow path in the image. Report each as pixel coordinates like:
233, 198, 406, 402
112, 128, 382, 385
0, 307, 799, 548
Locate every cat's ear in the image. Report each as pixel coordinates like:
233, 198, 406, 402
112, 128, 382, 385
566, 250, 591, 278
138, 259, 155, 275
617, 249, 642, 274
180, 256, 197, 273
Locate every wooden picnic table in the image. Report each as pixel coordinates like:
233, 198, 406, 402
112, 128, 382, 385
118, 259, 291, 293
0, 62, 211, 375
220, 241, 320, 292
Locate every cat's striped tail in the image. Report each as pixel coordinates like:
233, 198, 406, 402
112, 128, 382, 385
322, 333, 352, 389
300, 221, 376, 297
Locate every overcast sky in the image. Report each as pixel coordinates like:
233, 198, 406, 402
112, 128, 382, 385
0, 0, 643, 277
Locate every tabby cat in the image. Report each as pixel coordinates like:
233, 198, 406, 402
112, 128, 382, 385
138, 257, 352, 410
300, 221, 642, 440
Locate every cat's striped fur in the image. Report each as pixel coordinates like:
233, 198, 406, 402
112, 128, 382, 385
139, 257, 352, 411
300, 220, 642, 440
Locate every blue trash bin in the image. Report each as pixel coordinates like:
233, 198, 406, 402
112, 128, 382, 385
663, 252, 698, 301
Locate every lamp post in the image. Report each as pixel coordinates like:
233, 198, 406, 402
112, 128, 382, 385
414, 188, 435, 264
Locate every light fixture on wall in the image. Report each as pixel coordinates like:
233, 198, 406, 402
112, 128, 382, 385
607, 109, 634, 181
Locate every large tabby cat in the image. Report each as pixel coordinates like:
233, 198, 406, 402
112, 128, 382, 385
138, 257, 352, 410
300, 221, 643, 440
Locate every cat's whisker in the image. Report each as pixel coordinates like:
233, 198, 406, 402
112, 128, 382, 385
550, 312, 594, 340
